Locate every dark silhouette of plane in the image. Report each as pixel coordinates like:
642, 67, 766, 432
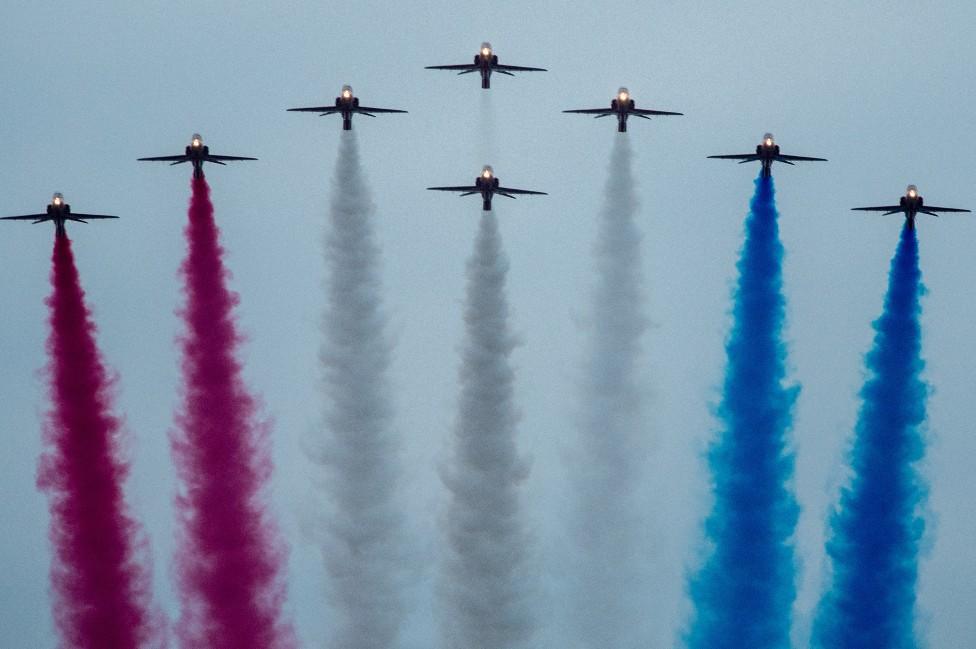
287, 85, 407, 130
0, 193, 118, 237
853, 185, 970, 230
563, 87, 683, 132
138, 134, 256, 179
708, 133, 826, 177
427, 165, 546, 211
425, 42, 546, 89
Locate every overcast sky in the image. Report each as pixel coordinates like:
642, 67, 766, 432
2, 1, 975, 647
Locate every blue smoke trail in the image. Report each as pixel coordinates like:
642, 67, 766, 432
685, 175, 799, 649
812, 224, 927, 649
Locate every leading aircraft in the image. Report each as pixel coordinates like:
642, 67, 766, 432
287, 85, 407, 130
0, 193, 118, 238
708, 133, 827, 177
427, 165, 547, 211
852, 185, 970, 230
138, 134, 257, 179
425, 42, 546, 89
563, 87, 683, 132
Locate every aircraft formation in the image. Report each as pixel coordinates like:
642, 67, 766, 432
1, 40, 970, 234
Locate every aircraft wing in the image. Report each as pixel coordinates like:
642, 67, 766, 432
207, 154, 258, 161
138, 154, 189, 162
708, 154, 760, 161
851, 206, 904, 215
632, 108, 683, 116
427, 185, 480, 193
425, 64, 479, 71
0, 213, 48, 221
777, 154, 828, 162
69, 213, 120, 220
919, 205, 970, 213
494, 64, 547, 72
287, 106, 341, 114
497, 186, 547, 196
563, 108, 615, 115
354, 106, 408, 114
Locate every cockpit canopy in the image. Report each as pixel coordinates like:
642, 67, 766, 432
481, 165, 494, 179
341, 84, 353, 99
480, 42, 492, 57
617, 87, 630, 102
191, 133, 203, 147
907, 184, 918, 198
763, 132, 775, 146
52, 192, 64, 205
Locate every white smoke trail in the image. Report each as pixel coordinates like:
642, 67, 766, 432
571, 133, 649, 648
309, 130, 404, 649
439, 210, 533, 649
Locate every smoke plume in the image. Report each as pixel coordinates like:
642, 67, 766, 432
439, 210, 533, 649
171, 175, 295, 649
812, 224, 928, 648
39, 233, 163, 649
571, 133, 649, 648
685, 175, 800, 649
309, 130, 405, 649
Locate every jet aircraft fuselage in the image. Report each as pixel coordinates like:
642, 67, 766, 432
473, 169, 502, 211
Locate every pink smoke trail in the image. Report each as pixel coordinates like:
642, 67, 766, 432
171, 175, 295, 649
39, 233, 162, 649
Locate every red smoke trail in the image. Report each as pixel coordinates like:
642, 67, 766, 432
39, 234, 161, 649
171, 175, 295, 649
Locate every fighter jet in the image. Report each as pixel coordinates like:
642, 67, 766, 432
138, 133, 257, 179
425, 42, 546, 89
563, 87, 683, 132
427, 165, 547, 211
0, 193, 118, 237
287, 85, 407, 130
708, 133, 827, 177
852, 185, 970, 230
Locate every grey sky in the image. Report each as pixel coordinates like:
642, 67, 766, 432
1, 1, 975, 647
